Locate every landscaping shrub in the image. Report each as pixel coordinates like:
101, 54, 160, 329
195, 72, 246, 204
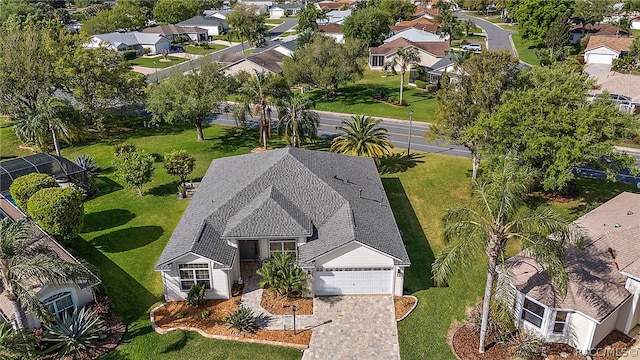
44, 307, 108, 359
257, 252, 309, 297
0, 322, 36, 358
163, 149, 196, 187
113, 143, 136, 156
198, 41, 210, 49
508, 330, 546, 359
28, 187, 84, 240
388, 95, 399, 104
425, 84, 437, 93
633, 135, 640, 144
414, 80, 426, 89
112, 149, 154, 196
465, 299, 514, 344
186, 283, 206, 307
122, 50, 137, 60
225, 305, 256, 333
9, 173, 58, 211
201, 310, 211, 319
74, 154, 99, 177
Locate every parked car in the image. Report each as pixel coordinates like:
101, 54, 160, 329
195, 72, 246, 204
461, 43, 482, 52
171, 45, 184, 53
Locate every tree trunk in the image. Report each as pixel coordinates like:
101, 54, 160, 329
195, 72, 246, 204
196, 122, 205, 141
10, 298, 27, 329
471, 152, 480, 181
399, 70, 405, 103
479, 253, 497, 353
137, 185, 143, 196
50, 121, 61, 157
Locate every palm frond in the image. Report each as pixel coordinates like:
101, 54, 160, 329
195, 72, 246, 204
432, 235, 485, 286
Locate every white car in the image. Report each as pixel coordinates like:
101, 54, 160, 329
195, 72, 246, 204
461, 43, 482, 52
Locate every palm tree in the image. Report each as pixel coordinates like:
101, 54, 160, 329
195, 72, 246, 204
330, 115, 394, 162
0, 218, 89, 329
276, 93, 320, 147
432, 158, 580, 353
13, 97, 83, 157
390, 48, 420, 104
234, 70, 291, 149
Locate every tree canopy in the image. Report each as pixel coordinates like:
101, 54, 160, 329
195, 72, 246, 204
376, 0, 416, 22
507, 0, 574, 45
112, 149, 155, 196
153, 0, 201, 24
81, 0, 146, 34
28, 187, 85, 240
342, 7, 393, 46
477, 64, 638, 192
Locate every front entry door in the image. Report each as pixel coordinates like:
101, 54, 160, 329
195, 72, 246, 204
240, 240, 259, 260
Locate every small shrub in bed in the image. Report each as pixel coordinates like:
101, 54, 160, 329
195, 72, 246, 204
226, 305, 257, 333
186, 283, 206, 307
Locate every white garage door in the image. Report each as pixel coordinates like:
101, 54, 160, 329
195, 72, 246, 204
314, 268, 393, 296
587, 53, 614, 65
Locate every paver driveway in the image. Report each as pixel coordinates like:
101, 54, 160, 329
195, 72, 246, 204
302, 296, 400, 360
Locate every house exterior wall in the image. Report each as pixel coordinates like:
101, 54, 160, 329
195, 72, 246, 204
314, 242, 395, 268
585, 47, 619, 65
27, 284, 95, 329
631, 20, 640, 30
224, 60, 271, 75
591, 304, 623, 350
566, 312, 596, 352
270, 8, 285, 18
160, 253, 231, 301
326, 33, 345, 43
394, 267, 405, 295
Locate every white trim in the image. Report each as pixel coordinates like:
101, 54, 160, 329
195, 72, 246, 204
306, 240, 403, 264
521, 296, 546, 329
156, 251, 230, 271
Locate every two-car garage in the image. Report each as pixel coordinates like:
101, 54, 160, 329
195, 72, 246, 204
314, 268, 394, 296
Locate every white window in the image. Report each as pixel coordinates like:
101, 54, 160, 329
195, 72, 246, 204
178, 263, 211, 290
521, 298, 545, 328
553, 311, 568, 334
43, 292, 74, 318
269, 240, 297, 258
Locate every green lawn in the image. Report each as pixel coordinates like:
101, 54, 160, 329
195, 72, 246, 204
310, 70, 437, 122
184, 44, 228, 55
279, 31, 297, 37
1, 117, 34, 159
128, 56, 188, 69
265, 19, 284, 25
511, 33, 540, 65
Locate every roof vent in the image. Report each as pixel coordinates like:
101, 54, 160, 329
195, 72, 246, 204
358, 189, 363, 198
628, 211, 634, 215
615, 223, 621, 228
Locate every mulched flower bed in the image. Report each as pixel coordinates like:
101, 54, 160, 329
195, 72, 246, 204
451, 325, 636, 360
394, 296, 417, 320
153, 297, 311, 346
261, 291, 313, 315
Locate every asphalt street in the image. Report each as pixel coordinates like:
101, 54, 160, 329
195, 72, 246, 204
455, 12, 517, 56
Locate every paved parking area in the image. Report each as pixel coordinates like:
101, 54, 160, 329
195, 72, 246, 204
302, 296, 400, 360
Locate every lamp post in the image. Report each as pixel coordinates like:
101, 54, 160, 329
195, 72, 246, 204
292, 305, 297, 335
407, 109, 414, 156
153, 61, 158, 82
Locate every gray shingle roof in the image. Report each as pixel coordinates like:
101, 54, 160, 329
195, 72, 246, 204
155, 148, 410, 270
177, 15, 226, 27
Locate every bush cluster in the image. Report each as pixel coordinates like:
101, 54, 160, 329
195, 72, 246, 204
9, 173, 58, 211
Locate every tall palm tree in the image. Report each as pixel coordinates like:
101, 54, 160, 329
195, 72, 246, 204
432, 158, 580, 353
390, 47, 420, 104
330, 115, 394, 162
234, 70, 291, 149
276, 93, 320, 147
13, 97, 83, 156
0, 218, 89, 329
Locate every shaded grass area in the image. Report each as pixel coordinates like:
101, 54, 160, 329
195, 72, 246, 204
511, 33, 540, 66
310, 70, 437, 122
129, 56, 188, 68
0, 117, 35, 160
184, 44, 228, 55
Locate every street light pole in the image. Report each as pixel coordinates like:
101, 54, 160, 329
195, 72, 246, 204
154, 61, 158, 83
292, 305, 297, 335
407, 109, 413, 156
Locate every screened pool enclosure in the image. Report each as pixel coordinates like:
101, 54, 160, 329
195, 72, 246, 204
0, 153, 89, 193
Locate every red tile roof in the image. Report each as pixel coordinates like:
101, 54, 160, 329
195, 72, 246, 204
318, 23, 342, 34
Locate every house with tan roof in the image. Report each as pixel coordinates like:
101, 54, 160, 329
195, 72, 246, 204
318, 23, 344, 43
502, 192, 640, 354
369, 37, 450, 70
569, 23, 630, 45
584, 35, 634, 65
390, 17, 438, 34
142, 24, 208, 42
220, 41, 295, 75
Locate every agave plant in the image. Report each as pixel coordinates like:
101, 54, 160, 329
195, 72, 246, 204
74, 154, 99, 177
225, 305, 256, 333
44, 306, 108, 359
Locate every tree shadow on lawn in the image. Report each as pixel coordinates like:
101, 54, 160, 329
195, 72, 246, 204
90, 226, 164, 253
378, 153, 425, 175
210, 127, 261, 153
311, 84, 384, 106
149, 180, 181, 197
161, 331, 189, 354
83, 209, 136, 233
382, 177, 435, 293
93, 176, 124, 196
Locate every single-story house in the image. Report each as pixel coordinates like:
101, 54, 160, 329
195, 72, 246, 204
409, 51, 457, 84
203, 9, 231, 20
584, 35, 633, 65
86, 31, 171, 55
269, 3, 304, 18
369, 37, 451, 70
316, 1, 349, 11
154, 148, 410, 300
584, 63, 640, 112
177, 15, 228, 37
318, 23, 344, 43
220, 42, 294, 74
0, 195, 100, 329
502, 192, 640, 354
319, 9, 351, 24
413, 5, 439, 20
384, 27, 446, 43
569, 23, 630, 44
390, 17, 438, 34
632, 16, 640, 30
142, 24, 208, 42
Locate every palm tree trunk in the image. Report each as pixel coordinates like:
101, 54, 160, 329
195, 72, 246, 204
399, 70, 405, 104
479, 254, 497, 353
472, 152, 480, 181
49, 121, 61, 157
10, 299, 27, 329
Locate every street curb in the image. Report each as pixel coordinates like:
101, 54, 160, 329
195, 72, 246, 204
616, 146, 640, 155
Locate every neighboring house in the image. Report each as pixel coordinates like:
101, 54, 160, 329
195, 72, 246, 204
142, 25, 208, 42
220, 43, 293, 74
319, 9, 351, 24
584, 35, 633, 65
155, 148, 410, 301
409, 51, 457, 84
584, 63, 640, 112
390, 17, 438, 34
632, 16, 640, 30
203, 9, 231, 20
86, 32, 171, 55
570, 23, 630, 44
318, 23, 344, 43
269, 4, 304, 18
502, 192, 640, 354
384, 27, 446, 43
316, 1, 350, 11
177, 15, 228, 37
369, 37, 451, 70
0, 195, 100, 329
